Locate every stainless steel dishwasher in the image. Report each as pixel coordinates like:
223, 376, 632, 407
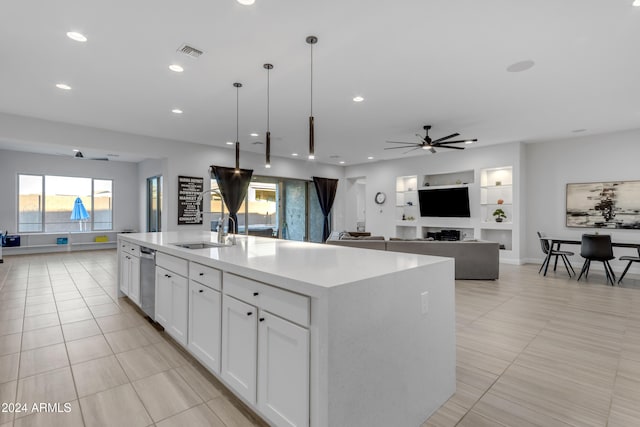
139, 246, 156, 320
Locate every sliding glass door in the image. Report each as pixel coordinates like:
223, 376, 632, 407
210, 175, 327, 242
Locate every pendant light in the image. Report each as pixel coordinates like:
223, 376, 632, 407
233, 82, 242, 173
264, 63, 273, 169
306, 35, 318, 160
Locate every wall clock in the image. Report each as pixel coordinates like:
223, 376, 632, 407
374, 192, 386, 205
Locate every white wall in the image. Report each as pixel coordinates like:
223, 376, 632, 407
161, 142, 345, 232
0, 113, 345, 235
343, 142, 524, 249
0, 149, 139, 233
524, 128, 640, 273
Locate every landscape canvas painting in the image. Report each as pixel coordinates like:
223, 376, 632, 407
566, 181, 640, 229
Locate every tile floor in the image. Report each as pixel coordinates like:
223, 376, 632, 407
1, 250, 640, 426
0, 251, 264, 427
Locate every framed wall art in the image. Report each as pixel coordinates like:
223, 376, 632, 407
566, 181, 640, 229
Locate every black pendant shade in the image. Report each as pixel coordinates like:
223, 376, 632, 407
306, 36, 317, 160
264, 63, 273, 169
210, 165, 253, 234
233, 82, 242, 173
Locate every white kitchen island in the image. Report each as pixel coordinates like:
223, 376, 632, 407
117, 231, 455, 427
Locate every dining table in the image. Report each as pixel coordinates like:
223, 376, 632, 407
541, 236, 640, 278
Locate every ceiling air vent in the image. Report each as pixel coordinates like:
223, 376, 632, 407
177, 44, 204, 59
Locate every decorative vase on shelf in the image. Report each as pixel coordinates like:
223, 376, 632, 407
497, 199, 504, 205
495, 217, 503, 223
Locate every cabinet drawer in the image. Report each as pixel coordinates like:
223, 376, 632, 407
224, 273, 309, 327
189, 262, 222, 291
120, 242, 140, 257
156, 252, 188, 276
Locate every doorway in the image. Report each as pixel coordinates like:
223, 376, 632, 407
146, 176, 162, 232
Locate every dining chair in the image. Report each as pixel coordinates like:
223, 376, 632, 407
577, 234, 616, 285
537, 232, 575, 277
618, 255, 640, 284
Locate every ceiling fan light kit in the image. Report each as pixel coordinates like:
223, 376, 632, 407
384, 125, 477, 155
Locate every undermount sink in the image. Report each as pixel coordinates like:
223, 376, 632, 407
172, 242, 229, 249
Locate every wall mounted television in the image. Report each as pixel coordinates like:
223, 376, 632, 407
418, 187, 470, 217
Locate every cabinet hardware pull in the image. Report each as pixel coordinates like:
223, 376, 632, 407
199, 272, 204, 276
165, 274, 171, 278
259, 318, 265, 322
199, 289, 204, 293
247, 312, 253, 316
253, 292, 259, 296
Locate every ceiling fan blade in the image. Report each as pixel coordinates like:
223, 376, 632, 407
438, 145, 465, 150
432, 133, 459, 143
437, 139, 477, 145
385, 145, 419, 150
385, 141, 417, 145
403, 147, 421, 155
415, 134, 428, 143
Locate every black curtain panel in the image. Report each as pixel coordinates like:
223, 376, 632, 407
210, 166, 253, 233
312, 176, 339, 242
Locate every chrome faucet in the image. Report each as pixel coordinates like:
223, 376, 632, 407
195, 189, 236, 246
195, 189, 223, 221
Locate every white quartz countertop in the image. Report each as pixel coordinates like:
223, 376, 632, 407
118, 231, 451, 296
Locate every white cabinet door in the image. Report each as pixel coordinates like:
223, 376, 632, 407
128, 255, 141, 306
119, 252, 130, 295
258, 311, 310, 427
188, 282, 221, 374
155, 267, 172, 328
169, 274, 188, 347
221, 295, 257, 405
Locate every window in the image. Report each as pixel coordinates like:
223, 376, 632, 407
18, 174, 113, 233
210, 176, 327, 241
18, 175, 43, 232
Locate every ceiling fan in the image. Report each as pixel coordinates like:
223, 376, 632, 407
385, 125, 477, 154
73, 151, 109, 161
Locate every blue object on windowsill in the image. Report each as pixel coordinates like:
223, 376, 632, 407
57, 237, 68, 245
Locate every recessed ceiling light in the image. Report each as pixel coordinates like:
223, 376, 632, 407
353, 96, 364, 103
634, 0, 640, 6
56, 83, 71, 90
226, 141, 234, 145
72, 149, 79, 152
506, 60, 535, 73
250, 133, 259, 137
367, 156, 374, 160
169, 64, 184, 73
308, 155, 315, 160
171, 109, 183, 114
339, 161, 345, 164
237, 0, 255, 5
292, 153, 298, 156
66, 31, 87, 42
265, 164, 271, 169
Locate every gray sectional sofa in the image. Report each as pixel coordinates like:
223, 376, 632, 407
327, 238, 499, 280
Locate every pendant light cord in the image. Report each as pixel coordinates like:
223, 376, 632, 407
267, 68, 270, 131
236, 86, 239, 142
310, 42, 313, 117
